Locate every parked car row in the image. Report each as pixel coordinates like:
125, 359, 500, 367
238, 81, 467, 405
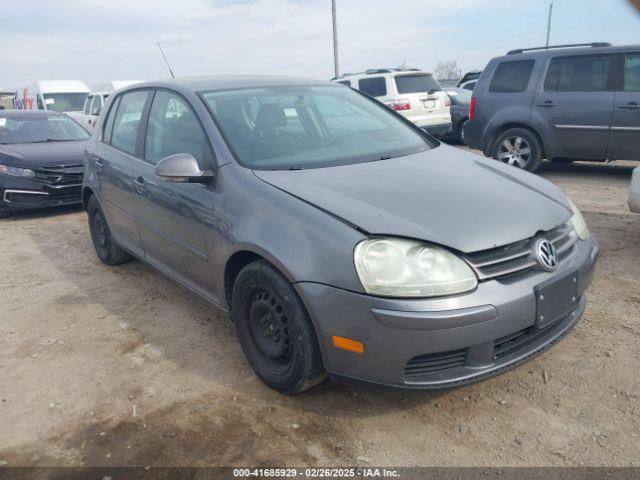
1, 45, 636, 396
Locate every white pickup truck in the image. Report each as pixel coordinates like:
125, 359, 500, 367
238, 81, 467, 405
75, 81, 141, 131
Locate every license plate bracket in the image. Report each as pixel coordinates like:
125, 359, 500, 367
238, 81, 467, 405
535, 271, 579, 329
422, 99, 436, 109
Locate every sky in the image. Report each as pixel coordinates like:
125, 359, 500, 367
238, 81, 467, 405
1, 0, 639, 90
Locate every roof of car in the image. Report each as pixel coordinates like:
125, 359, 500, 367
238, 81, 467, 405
126, 75, 328, 92
499, 43, 640, 60
0, 110, 63, 117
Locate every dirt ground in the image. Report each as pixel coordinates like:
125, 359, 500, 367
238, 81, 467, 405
0, 155, 639, 468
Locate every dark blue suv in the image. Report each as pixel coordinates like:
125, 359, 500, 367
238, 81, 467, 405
464, 43, 640, 172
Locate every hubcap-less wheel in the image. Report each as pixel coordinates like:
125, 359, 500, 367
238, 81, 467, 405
248, 289, 293, 374
497, 136, 531, 168
93, 210, 108, 248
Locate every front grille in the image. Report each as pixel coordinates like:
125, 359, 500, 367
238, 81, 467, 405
33, 165, 83, 185
463, 222, 577, 280
405, 349, 467, 378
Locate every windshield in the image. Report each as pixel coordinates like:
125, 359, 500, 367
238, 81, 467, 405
0, 115, 90, 144
394, 74, 442, 94
201, 85, 432, 170
42, 93, 87, 112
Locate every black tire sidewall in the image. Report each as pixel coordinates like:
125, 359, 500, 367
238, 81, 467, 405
492, 128, 543, 172
231, 261, 324, 394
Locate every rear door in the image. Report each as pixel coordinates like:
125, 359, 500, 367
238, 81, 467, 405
608, 51, 640, 160
392, 73, 450, 127
93, 89, 152, 256
534, 54, 615, 159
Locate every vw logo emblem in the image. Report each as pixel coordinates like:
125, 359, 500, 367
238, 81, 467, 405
534, 238, 558, 272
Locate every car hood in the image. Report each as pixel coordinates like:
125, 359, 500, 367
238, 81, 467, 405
0, 141, 87, 168
254, 145, 572, 253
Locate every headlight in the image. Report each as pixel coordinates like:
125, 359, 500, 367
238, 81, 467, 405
354, 238, 478, 298
0, 164, 35, 178
568, 199, 589, 240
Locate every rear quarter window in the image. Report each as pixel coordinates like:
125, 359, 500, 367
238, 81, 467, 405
489, 60, 535, 93
358, 77, 387, 97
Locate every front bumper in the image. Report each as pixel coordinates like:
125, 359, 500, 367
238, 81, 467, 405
0, 168, 82, 210
295, 236, 598, 389
0, 175, 82, 211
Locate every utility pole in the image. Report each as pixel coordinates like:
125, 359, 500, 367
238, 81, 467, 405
331, 0, 339, 78
545, 1, 554, 47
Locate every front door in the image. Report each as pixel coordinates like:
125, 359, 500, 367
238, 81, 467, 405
534, 54, 615, 159
608, 52, 640, 160
134, 89, 220, 302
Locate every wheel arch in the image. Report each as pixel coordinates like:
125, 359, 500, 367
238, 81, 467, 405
81, 186, 95, 211
485, 122, 546, 159
223, 246, 297, 310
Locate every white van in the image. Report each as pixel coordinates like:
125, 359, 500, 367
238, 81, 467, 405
332, 69, 451, 136
76, 81, 142, 130
13, 80, 89, 114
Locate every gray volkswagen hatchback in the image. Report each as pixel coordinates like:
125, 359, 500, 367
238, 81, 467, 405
82, 76, 599, 394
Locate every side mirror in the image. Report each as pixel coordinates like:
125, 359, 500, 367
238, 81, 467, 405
155, 153, 214, 183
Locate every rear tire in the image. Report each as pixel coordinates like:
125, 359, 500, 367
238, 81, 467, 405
87, 195, 131, 265
456, 119, 469, 144
492, 128, 543, 172
231, 260, 326, 394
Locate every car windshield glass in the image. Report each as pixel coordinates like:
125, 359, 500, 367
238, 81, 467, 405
0, 115, 90, 144
395, 74, 442, 94
201, 85, 432, 170
446, 88, 472, 105
42, 93, 87, 112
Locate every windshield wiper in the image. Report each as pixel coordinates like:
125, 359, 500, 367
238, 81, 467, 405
32, 138, 75, 143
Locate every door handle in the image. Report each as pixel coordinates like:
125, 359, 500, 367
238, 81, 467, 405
133, 176, 146, 194
536, 100, 556, 107
619, 102, 640, 110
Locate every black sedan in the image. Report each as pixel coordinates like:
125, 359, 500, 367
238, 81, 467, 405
0, 110, 89, 218
442, 87, 472, 144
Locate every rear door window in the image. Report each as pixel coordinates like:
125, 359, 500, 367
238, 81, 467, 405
395, 74, 442, 94
110, 90, 149, 155
623, 53, 640, 91
544, 55, 612, 91
358, 77, 387, 97
489, 60, 534, 92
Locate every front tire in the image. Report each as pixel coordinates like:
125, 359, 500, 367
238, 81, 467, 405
492, 128, 543, 172
87, 195, 131, 265
231, 260, 326, 394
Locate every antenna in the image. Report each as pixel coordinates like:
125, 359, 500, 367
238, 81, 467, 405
157, 42, 175, 79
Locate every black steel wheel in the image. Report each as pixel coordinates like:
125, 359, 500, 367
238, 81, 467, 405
87, 195, 131, 265
231, 260, 326, 394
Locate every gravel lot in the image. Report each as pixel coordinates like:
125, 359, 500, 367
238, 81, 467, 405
1, 153, 639, 468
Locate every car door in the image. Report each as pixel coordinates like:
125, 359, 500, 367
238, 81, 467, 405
134, 89, 219, 299
534, 54, 615, 159
91, 89, 152, 257
608, 52, 640, 160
